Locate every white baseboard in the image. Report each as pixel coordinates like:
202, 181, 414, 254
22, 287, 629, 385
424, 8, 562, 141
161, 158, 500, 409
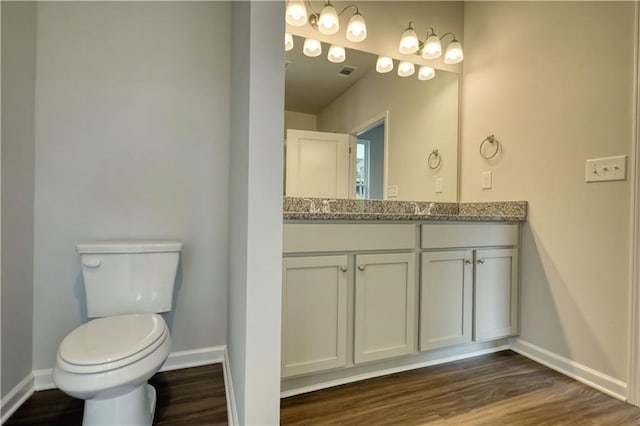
159, 345, 225, 372
1, 373, 34, 425
222, 347, 239, 426
510, 338, 628, 400
33, 345, 226, 391
280, 345, 510, 398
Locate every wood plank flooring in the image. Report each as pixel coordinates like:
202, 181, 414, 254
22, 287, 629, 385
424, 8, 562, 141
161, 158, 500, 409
5, 364, 227, 425
6, 352, 640, 425
281, 351, 640, 425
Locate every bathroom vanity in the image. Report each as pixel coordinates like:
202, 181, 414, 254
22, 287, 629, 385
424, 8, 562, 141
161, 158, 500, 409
281, 198, 527, 395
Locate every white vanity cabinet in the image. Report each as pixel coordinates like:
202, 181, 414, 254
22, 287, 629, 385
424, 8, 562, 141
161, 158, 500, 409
354, 252, 416, 363
282, 255, 349, 377
282, 221, 521, 380
473, 248, 519, 341
420, 250, 473, 351
282, 223, 418, 377
420, 224, 519, 351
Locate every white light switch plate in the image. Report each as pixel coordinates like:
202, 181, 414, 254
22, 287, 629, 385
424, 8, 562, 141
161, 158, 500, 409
585, 155, 627, 183
387, 184, 398, 198
435, 178, 443, 193
481, 171, 492, 189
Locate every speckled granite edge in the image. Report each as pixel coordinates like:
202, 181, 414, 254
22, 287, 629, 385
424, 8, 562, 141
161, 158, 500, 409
284, 197, 527, 222
459, 201, 528, 219
284, 197, 459, 216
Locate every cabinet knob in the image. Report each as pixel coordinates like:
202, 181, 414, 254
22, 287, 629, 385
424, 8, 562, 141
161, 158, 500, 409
340, 266, 348, 272
358, 265, 366, 271
477, 258, 485, 264
465, 259, 472, 264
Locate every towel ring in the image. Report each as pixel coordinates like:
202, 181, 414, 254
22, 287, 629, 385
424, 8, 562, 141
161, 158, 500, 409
480, 134, 500, 160
428, 149, 442, 170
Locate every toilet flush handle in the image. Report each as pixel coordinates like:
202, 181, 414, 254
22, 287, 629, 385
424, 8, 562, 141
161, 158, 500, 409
82, 257, 102, 268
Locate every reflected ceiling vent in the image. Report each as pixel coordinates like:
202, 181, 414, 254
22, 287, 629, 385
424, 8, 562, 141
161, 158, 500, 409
338, 65, 357, 77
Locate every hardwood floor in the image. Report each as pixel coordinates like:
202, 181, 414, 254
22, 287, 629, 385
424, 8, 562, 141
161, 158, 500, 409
281, 351, 640, 425
7, 352, 640, 425
5, 364, 227, 425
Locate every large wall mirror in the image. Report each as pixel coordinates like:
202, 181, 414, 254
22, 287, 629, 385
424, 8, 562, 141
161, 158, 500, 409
285, 35, 459, 202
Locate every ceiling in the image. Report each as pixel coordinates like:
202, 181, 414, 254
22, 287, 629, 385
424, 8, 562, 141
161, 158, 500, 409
285, 36, 377, 115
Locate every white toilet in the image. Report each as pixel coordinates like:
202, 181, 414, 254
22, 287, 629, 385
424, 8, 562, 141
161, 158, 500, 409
53, 241, 182, 426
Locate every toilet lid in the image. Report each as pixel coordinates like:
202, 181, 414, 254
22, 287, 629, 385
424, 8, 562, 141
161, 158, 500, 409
58, 313, 167, 367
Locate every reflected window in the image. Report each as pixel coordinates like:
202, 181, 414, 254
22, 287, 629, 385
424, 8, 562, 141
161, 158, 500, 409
356, 140, 370, 199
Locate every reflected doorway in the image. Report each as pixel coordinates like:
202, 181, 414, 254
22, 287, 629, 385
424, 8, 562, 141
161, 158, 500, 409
355, 121, 385, 200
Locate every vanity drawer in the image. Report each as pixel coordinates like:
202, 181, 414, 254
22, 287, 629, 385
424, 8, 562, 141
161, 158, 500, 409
284, 223, 416, 253
421, 223, 519, 249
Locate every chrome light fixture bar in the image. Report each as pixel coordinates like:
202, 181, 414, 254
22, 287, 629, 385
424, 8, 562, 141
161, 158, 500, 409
398, 23, 464, 65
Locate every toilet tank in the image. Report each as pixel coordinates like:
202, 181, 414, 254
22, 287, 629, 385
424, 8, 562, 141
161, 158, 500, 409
77, 241, 182, 318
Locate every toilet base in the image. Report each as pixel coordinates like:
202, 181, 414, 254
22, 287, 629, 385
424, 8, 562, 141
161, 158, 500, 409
82, 383, 156, 426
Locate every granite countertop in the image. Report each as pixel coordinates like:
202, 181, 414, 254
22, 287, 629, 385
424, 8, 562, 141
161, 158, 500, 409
283, 198, 527, 222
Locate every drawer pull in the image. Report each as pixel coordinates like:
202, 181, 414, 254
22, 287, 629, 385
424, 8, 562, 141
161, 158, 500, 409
358, 265, 366, 271
465, 259, 472, 264
477, 258, 485, 264
340, 266, 348, 272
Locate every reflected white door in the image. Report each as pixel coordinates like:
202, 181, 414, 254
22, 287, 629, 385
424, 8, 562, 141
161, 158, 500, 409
285, 129, 351, 198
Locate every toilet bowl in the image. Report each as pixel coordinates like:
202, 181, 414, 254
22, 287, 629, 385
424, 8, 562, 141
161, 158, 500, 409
54, 313, 171, 425
54, 241, 182, 425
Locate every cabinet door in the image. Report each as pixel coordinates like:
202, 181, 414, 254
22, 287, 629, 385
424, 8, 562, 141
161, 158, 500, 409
420, 250, 473, 351
474, 248, 519, 341
282, 255, 349, 377
354, 253, 416, 364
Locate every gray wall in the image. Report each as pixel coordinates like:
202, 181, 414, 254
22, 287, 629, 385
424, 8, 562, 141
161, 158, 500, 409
229, 2, 284, 424
1, 1, 36, 400
32, 2, 231, 370
461, 1, 635, 381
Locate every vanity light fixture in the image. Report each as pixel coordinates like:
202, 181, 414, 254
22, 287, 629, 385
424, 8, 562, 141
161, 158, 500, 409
285, 0, 308, 27
375, 57, 436, 81
443, 38, 464, 64
418, 65, 435, 80
285, 33, 294, 51
399, 23, 464, 65
399, 22, 420, 54
285, 0, 368, 42
397, 61, 415, 77
376, 56, 394, 73
327, 45, 346, 63
303, 38, 322, 57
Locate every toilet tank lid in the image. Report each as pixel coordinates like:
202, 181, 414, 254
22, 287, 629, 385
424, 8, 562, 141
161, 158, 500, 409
77, 241, 182, 254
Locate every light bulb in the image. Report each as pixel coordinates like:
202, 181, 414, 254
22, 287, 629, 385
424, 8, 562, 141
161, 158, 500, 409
285, 0, 307, 27
327, 45, 346, 63
418, 66, 435, 80
397, 61, 415, 77
285, 33, 294, 51
444, 40, 464, 64
303, 38, 322, 57
318, 3, 339, 35
376, 56, 394, 73
399, 24, 419, 54
421, 34, 442, 59
346, 13, 367, 42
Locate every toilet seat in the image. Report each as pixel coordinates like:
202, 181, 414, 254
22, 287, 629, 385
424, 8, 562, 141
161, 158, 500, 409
57, 313, 168, 374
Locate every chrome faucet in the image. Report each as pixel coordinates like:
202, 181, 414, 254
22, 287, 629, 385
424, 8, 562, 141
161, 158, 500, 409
411, 202, 435, 215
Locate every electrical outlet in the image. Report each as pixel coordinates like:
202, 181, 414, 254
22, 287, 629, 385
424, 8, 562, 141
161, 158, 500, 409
585, 155, 627, 183
387, 184, 398, 198
481, 171, 492, 189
